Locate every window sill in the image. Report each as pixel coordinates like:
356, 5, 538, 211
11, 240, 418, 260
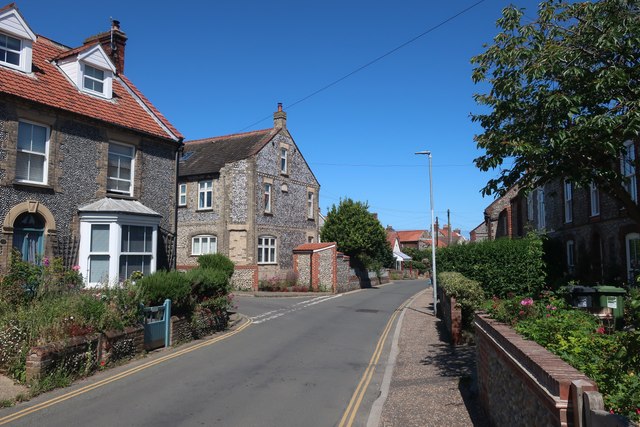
258, 262, 278, 265
13, 181, 54, 192
106, 192, 136, 200
264, 212, 273, 216
307, 217, 315, 222
196, 208, 213, 212
280, 173, 289, 177
178, 205, 187, 208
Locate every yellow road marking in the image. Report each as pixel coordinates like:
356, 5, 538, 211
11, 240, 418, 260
0, 318, 253, 425
338, 298, 412, 427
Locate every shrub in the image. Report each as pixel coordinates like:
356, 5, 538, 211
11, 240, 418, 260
196, 254, 234, 278
437, 233, 546, 298
438, 272, 484, 330
186, 268, 231, 301
136, 270, 192, 315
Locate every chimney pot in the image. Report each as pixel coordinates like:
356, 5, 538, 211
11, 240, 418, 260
273, 103, 287, 130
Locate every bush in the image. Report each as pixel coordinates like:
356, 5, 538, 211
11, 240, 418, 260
438, 272, 484, 330
196, 254, 234, 278
186, 268, 231, 301
437, 233, 546, 298
136, 270, 192, 315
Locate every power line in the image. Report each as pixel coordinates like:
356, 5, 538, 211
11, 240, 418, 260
309, 162, 474, 168
240, 0, 487, 131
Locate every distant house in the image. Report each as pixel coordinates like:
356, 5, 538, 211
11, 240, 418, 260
386, 229, 411, 270
470, 222, 489, 242
396, 230, 430, 250
0, 4, 183, 285
176, 104, 320, 281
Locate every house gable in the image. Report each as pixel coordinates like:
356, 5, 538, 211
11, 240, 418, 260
0, 4, 35, 73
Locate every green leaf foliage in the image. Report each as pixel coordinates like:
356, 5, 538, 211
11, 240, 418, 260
438, 272, 484, 330
472, 0, 640, 223
186, 268, 231, 302
136, 270, 192, 315
437, 234, 546, 297
320, 198, 394, 268
196, 254, 235, 279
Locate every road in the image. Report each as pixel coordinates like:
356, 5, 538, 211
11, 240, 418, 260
0, 280, 426, 427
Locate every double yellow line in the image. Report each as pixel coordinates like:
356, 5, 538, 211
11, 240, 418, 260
338, 298, 411, 427
0, 318, 253, 425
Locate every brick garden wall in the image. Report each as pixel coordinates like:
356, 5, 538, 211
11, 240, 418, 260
474, 313, 598, 426
437, 287, 462, 345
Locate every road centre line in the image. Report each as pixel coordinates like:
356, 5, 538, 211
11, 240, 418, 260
251, 294, 342, 324
0, 317, 253, 426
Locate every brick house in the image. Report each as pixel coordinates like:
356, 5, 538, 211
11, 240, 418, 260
0, 4, 183, 285
477, 142, 640, 283
176, 104, 320, 281
396, 230, 430, 250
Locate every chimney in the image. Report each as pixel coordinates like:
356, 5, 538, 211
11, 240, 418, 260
84, 19, 128, 74
274, 102, 287, 130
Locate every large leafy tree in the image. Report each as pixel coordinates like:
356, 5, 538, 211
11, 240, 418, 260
320, 198, 394, 268
472, 0, 640, 222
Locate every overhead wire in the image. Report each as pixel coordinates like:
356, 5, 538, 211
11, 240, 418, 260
239, 0, 487, 131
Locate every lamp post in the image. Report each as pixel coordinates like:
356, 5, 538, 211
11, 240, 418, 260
415, 150, 437, 315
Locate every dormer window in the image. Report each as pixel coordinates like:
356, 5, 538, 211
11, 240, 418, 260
0, 33, 21, 67
83, 64, 105, 93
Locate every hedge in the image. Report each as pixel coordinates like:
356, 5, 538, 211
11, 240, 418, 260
437, 233, 546, 298
438, 271, 484, 330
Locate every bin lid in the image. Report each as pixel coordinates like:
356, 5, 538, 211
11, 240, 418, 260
568, 285, 596, 293
593, 286, 627, 295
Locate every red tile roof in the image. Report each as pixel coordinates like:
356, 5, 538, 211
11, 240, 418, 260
293, 242, 336, 252
396, 230, 428, 243
0, 34, 182, 142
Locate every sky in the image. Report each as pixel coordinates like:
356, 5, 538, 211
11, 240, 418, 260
17, 0, 543, 237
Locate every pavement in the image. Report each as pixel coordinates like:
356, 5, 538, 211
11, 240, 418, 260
1, 284, 486, 426
369, 288, 487, 427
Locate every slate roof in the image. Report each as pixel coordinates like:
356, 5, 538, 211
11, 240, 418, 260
180, 128, 279, 177
78, 198, 161, 217
0, 33, 183, 141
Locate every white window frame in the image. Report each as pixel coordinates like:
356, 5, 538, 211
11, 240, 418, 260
307, 191, 314, 219
107, 142, 135, 196
626, 233, 640, 283
191, 235, 217, 256
16, 120, 49, 185
566, 240, 575, 274
0, 32, 21, 68
119, 225, 154, 281
79, 215, 158, 287
258, 236, 277, 264
82, 63, 105, 95
178, 183, 187, 207
280, 148, 288, 174
537, 187, 546, 229
264, 183, 272, 213
564, 180, 573, 223
590, 182, 600, 217
622, 140, 637, 203
198, 180, 213, 210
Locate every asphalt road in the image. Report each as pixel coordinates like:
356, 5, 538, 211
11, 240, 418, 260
1, 280, 426, 427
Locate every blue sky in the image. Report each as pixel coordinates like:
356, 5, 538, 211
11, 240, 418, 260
19, 0, 542, 237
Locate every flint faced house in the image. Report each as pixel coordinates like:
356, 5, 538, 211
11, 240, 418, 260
0, 4, 183, 285
177, 104, 320, 280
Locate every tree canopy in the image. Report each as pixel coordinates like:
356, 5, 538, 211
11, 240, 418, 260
472, 0, 640, 221
320, 198, 394, 269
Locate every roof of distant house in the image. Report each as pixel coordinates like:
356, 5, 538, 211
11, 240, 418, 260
396, 230, 428, 243
0, 24, 182, 141
179, 128, 279, 177
293, 242, 336, 252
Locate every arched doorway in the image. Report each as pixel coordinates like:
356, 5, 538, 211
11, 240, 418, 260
12, 212, 45, 263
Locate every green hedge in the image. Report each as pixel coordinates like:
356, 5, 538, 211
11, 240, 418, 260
136, 270, 192, 315
437, 233, 546, 298
197, 254, 235, 278
438, 271, 484, 330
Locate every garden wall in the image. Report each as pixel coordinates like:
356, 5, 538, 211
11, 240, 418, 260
474, 314, 626, 427
230, 265, 258, 291
437, 287, 462, 345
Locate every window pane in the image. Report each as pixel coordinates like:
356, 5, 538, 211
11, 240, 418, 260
15, 152, 29, 180
270, 248, 275, 263
119, 255, 150, 280
31, 125, 47, 153
89, 255, 110, 283
29, 154, 44, 182
129, 226, 146, 252
110, 144, 133, 157
91, 224, 110, 252
117, 179, 130, 192
193, 238, 201, 255
5, 49, 19, 66
7, 36, 20, 51
258, 247, 263, 263
93, 80, 104, 93
17, 122, 31, 150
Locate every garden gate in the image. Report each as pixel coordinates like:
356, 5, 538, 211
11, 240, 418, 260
143, 299, 171, 350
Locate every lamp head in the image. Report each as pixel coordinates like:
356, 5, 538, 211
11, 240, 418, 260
415, 150, 431, 156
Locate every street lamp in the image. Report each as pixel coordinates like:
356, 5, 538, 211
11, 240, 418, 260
415, 150, 437, 315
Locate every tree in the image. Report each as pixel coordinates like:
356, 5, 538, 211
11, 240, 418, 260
320, 198, 394, 269
471, 0, 640, 222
